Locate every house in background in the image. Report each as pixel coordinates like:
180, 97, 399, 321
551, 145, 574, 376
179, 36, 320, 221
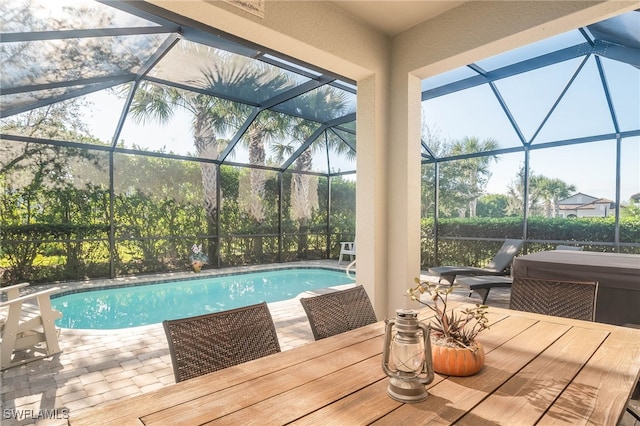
558, 193, 615, 218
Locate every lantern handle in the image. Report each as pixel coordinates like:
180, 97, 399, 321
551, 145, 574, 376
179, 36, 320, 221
381, 317, 396, 377
417, 321, 434, 385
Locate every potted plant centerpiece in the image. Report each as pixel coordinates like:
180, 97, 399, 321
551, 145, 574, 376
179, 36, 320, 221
407, 277, 490, 376
189, 243, 209, 272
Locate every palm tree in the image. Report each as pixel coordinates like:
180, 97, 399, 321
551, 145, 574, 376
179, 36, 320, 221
128, 81, 235, 218
202, 58, 292, 222
506, 168, 576, 218
447, 136, 499, 217
536, 177, 575, 217
237, 109, 292, 260
506, 166, 551, 216
127, 47, 293, 262
272, 87, 350, 256
239, 110, 290, 222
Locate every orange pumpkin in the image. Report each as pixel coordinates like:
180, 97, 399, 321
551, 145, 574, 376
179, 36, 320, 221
431, 341, 485, 376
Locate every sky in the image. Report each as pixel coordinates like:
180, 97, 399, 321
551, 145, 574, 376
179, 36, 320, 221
421, 31, 640, 203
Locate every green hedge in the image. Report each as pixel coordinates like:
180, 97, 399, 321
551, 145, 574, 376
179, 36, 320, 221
421, 216, 640, 267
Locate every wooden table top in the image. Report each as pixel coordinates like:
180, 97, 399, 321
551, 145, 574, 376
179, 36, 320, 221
69, 302, 640, 426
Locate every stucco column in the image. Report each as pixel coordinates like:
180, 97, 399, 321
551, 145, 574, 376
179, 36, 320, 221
356, 75, 389, 317
383, 73, 423, 317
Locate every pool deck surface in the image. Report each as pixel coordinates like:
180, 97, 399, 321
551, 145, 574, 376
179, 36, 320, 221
1, 260, 637, 425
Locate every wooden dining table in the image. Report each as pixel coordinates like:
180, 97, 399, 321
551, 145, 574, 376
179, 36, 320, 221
69, 301, 640, 426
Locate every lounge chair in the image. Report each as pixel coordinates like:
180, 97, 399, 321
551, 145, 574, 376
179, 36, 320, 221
454, 243, 582, 304
454, 275, 513, 304
163, 302, 281, 382
428, 239, 523, 284
0, 283, 63, 370
338, 241, 356, 265
300, 285, 377, 340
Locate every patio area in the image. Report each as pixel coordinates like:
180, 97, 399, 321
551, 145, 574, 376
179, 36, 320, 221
0, 260, 503, 425
0, 262, 320, 422
2, 260, 639, 425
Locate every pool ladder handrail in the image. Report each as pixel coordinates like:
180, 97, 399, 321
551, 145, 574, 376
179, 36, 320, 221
346, 259, 356, 281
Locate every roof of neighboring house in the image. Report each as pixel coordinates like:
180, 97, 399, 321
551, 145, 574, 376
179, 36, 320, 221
558, 192, 599, 205
559, 198, 613, 210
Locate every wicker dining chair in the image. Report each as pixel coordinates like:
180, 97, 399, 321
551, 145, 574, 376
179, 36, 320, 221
509, 277, 598, 321
300, 285, 378, 341
162, 302, 281, 382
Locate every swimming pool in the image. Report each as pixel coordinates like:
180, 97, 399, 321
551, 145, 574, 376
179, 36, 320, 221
52, 268, 352, 330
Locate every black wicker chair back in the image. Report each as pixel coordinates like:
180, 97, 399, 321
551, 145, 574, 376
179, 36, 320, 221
163, 302, 281, 382
509, 277, 598, 321
300, 286, 378, 341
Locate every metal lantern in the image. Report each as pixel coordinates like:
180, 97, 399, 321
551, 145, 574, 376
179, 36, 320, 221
382, 309, 434, 403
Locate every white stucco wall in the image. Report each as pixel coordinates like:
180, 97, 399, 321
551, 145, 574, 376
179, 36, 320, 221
146, 0, 637, 317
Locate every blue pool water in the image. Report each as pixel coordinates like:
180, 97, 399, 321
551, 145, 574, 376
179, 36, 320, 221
52, 268, 351, 330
